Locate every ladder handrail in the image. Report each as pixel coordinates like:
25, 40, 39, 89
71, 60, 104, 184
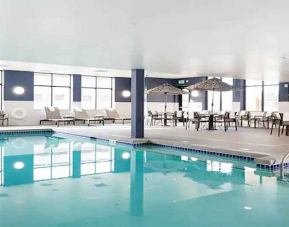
280, 151, 289, 179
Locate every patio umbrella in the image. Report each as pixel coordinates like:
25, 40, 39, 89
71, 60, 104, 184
146, 83, 186, 113
185, 77, 233, 112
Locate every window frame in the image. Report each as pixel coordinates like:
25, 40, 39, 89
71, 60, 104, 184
245, 80, 279, 111
34, 72, 72, 110
81, 75, 113, 110
263, 83, 279, 112
221, 77, 233, 111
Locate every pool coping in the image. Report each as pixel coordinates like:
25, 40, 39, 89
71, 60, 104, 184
0, 128, 285, 171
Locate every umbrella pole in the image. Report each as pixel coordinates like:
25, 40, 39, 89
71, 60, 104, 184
165, 93, 167, 113
164, 93, 167, 126
211, 88, 214, 113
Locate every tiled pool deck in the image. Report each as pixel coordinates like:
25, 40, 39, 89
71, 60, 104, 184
0, 124, 288, 170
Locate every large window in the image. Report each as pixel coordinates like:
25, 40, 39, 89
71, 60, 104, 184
264, 81, 279, 111
221, 78, 233, 111
34, 73, 71, 110
246, 80, 262, 111
81, 76, 113, 110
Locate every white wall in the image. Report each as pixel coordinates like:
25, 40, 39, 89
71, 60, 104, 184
146, 102, 179, 113
4, 101, 75, 126
278, 102, 289, 112
4, 101, 44, 126
115, 102, 131, 118
115, 101, 179, 118
3, 100, 178, 126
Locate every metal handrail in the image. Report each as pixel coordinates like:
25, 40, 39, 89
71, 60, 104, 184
280, 151, 289, 179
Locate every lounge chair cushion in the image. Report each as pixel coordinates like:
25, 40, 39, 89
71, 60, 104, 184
95, 109, 107, 117
105, 109, 120, 119
45, 107, 62, 119
74, 109, 90, 119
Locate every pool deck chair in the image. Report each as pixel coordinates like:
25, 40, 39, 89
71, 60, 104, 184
223, 112, 238, 131
278, 112, 289, 136
104, 109, 131, 124
40, 107, 75, 127
74, 109, 104, 126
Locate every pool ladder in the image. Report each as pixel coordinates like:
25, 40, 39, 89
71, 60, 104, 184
280, 151, 289, 180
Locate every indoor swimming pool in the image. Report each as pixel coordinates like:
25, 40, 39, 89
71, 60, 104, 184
0, 131, 288, 226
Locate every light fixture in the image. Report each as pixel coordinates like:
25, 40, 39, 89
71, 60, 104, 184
191, 90, 199, 97
122, 152, 130, 159
13, 161, 25, 170
13, 86, 25, 95
122, 90, 131, 98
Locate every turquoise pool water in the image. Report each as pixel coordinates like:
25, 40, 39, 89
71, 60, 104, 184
0, 132, 289, 227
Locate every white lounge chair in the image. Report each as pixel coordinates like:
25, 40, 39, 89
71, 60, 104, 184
40, 107, 75, 127
74, 108, 104, 126
104, 109, 131, 124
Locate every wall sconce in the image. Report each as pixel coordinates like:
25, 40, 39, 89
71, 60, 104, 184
122, 90, 131, 98
191, 90, 199, 97
13, 86, 25, 95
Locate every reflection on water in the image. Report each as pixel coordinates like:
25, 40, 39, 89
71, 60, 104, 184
0, 133, 277, 188
0, 133, 287, 226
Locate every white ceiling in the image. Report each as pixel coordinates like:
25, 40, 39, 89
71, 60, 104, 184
1, 0, 289, 81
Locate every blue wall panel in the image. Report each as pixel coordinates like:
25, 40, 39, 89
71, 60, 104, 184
4, 154, 34, 186
115, 77, 131, 102
114, 77, 179, 103
279, 82, 289, 102
73, 74, 81, 102
4, 70, 34, 101
131, 69, 144, 138
233, 79, 246, 110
